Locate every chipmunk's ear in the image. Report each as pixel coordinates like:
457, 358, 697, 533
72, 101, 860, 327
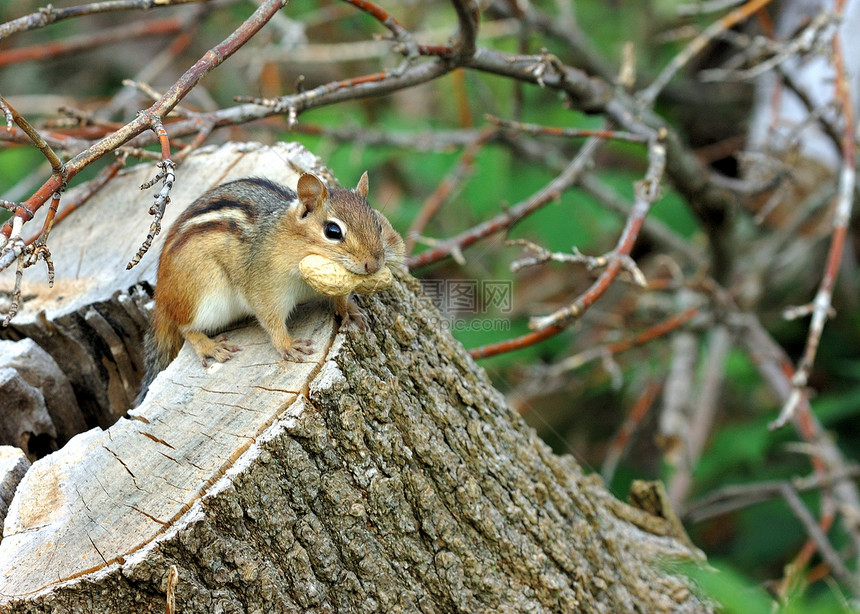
356, 171, 369, 198
296, 173, 328, 218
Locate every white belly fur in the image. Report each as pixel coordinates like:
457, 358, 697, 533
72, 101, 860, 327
191, 287, 253, 333
190, 274, 324, 334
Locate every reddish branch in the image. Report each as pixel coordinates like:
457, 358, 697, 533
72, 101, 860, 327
0, 98, 66, 190
127, 115, 176, 269
0, 0, 287, 255
341, 0, 419, 60
776, 27, 860, 574
406, 127, 497, 254
771, 29, 857, 430
468, 323, 565, 361
529, 132, 667, 331
739, 315, 860, 596
408, 136, 602, 270
0, 0, 207, 40
486, 114, 649, 143
26, 157, 127, 245
602, 380, 662, 482
0, 17, 185, 67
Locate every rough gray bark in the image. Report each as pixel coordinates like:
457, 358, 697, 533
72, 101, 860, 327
0, 446, 29, 525
0, 143, 711, 613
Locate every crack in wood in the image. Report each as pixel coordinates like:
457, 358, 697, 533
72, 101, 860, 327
127, 504, 168, 526
137, 430, 176, 449
87, 532, 108, 566
155, 449, 180, 465
102, 444, 138, 489
253, 385, 301, 394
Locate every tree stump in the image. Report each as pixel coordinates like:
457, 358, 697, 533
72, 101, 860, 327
0, 142, 711, 612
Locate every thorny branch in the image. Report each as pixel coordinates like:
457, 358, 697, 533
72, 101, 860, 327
526, 130, 666, 331
127, 115, 176, 270
770, 26, 857, 431
0, 0, 287, 265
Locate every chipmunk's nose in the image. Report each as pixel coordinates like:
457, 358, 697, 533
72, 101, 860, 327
364, 258, 383, 274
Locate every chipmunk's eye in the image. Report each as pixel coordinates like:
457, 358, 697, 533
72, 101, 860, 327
324, 220, 344, 241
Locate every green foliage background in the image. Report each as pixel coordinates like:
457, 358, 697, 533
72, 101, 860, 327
2, 0, 860, 611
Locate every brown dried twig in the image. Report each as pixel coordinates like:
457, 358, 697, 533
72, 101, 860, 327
602, 380, 662, 482
0, 17, 186, 68
409, 135, 602, 271
341, 0, 420, 68
0, 0, 206, 40
0, 97, 66, 308
486, 114, 650, 144
528, 131, 667, 331
127, 114, 176, 270
0, 0, 287, 270
639, 0, 778, 105
771, 29, 856, 430
406, 127, 497, 254
25, 156, 128, 245
684, 465, 860, 524
467, 132, 669, 360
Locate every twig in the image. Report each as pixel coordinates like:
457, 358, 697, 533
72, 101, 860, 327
0, 0, 287, 258
528, 131, 666, 331
509, 240, 647, 288
542, 306, 701, 374
780, 483, 860, 598
467, 132, 671, 360
0, 16, 185, 67
667, 324, 732, 508
127, 116, 176, 269
408, 135, 602, 270
738, 313, 860, 589
578, 174, 706, 266
770, 30, 856, 430
0, 97, 68, 290
699, 11, 836, 83
238, 59, 452, 128
684, 465, 860, 524
341, 0, 419, 70
676, 0, 746, 16
485, 0, 616, 83
486, 114, 649, 143
0, 96, 67, 190
639, 0, 778, 105
602, 380, 661, 482
291, 124, 487, 151
657, 329, 697, 466
448, 0, 479, 60
405, 127, 496, 254
468, 322, 566, 361
0, 0, 206, 40
25, 156, 127, 244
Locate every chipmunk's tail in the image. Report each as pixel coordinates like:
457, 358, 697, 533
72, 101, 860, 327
135, 314, 183, 406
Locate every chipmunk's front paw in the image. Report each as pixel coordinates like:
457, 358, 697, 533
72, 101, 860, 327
336, 298, 369, 331
281, 338, 315, 362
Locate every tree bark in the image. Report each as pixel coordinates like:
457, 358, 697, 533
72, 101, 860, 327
0, 143, 711, 613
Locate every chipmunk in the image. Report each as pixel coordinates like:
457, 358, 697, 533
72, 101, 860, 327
136, 172, 404, 403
